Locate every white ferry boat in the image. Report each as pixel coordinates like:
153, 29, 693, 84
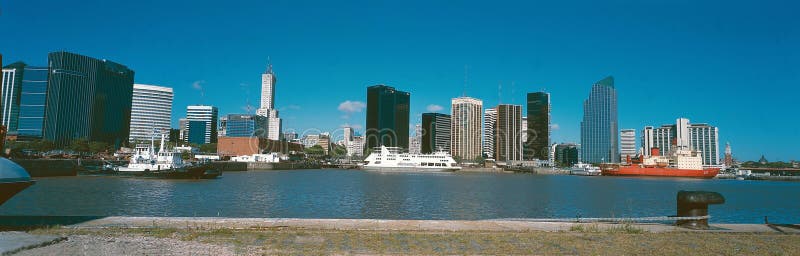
362, 146, 461, 172
570, 162, 601, 176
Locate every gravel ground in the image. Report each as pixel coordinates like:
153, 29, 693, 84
14, 234, 256, 256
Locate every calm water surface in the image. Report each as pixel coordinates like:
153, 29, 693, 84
2, 170, 798, 223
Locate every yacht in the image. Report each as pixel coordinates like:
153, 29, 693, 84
570, 162, 601, 176
362, 146, 461, 172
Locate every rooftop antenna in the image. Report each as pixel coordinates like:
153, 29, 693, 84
498, 81, 502, 105
463, 65, 468, 97
266, 56, 273, 74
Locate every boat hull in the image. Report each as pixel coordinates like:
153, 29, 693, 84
602, 165, 719, 179
362, 166, 460, 172
0, 180, 35, 205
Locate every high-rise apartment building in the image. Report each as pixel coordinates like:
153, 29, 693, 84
255, 62, 281, 140
421, 113, 451, 154
186, 105, 218, 144
495, 104, 522, 162
365, 85, 410, 149
44, 52, 134, 147
619, 128, 636, 161
451, 97, 482, 160
640, 118, 719, 166
580, 76, 618, 163
129, 84, 173, 143
525, 92, 550, 160
483, 108, 496, 158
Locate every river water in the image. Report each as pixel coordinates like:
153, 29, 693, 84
1, 170, 798, 223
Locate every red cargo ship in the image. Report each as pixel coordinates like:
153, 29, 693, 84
601, 148, 719, 179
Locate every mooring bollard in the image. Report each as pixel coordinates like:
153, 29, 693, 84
676, 190, 725, 229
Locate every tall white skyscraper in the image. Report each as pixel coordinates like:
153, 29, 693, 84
619, 128, 636, 161
451, 97, 483, 160
129, 84, 173, 142
483, 108, 497, 158
256, 61, 282, 140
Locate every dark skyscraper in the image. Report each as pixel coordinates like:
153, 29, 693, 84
524, 92, 550, 160
580, 76, 618, 163
421, 113, 451, 154
44, 52, 134, 147
365, 85, 410, 150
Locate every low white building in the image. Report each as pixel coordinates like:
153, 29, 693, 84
231, 153, 280, 163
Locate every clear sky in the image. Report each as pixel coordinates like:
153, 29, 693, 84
1, 0, 798, 161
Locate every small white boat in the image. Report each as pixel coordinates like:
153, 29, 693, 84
362, 146, 461, 172
570, 162, 601, 176
118, 134, 187, 172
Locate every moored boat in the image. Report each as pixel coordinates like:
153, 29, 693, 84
362, 146, 461, 172
570, 162, 601, 176
601, 148, 719, 178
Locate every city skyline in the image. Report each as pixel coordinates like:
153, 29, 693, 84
1, 1, 798, 160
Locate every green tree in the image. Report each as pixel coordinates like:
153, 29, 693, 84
69, 139, 90, 152
35, 140, 56, 152
304, 145, 326, 156
198, 143, 217, 153
88, 141, 110, 153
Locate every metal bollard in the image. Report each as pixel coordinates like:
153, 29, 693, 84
675, 190, 725, 229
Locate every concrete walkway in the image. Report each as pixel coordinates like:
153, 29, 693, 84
67, 217, 800, 234
0, 231, 65, 255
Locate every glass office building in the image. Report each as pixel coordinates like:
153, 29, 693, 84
525, 92, 550, 160
225, 114, 268, 138
421, 113, 451, 154
1, 62, 49, 139
44, 51, 134, 147
365, 85, 410, 149
580, 76, 618, 163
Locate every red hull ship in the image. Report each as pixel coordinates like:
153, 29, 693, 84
601, 147, 720, 179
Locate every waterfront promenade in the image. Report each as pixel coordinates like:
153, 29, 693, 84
6, 217, 800, 255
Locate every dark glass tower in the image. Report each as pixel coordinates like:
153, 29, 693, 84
44, 52, 134, 148
580, 76, 618, 163
225, 114, 268, 138
365, 85, 410, 150
421, 113, 451, 154
524, 92, 550, 160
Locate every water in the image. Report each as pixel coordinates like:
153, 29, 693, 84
1, 170, 798, 223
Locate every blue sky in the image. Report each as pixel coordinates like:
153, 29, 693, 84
1, 0, 798, 161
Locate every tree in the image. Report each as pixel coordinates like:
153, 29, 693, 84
304, 145, 325, 156
69, 139, 90, 152
88, 141, 110, 153
198, 143, 217, 153
35, 140, 56, 152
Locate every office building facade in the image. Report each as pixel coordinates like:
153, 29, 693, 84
450, 97, 482, 160
255, 63, 281, 140
580, 76, 618, 163
186, 105, 218, 144
44, 51, 135, 147
554, 143, 580, 166
2, 62, 49, 140
421, 113, 451, 154
224, 114, 268, 138
365, 85, 410, 149
641, 118, 719, 166
129, 84, 173, 143
619, 128, 636, 161
495, 104, 522, 162
525, 92, 550, 160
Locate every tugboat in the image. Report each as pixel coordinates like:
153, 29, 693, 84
115, 133, 221, 179
0, 125, 35, 205
570, 162, 601, 176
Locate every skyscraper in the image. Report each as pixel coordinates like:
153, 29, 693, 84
724, 142, 732, 166
129, 84, 173, 143
44, 51, 134, 147
495, 104, 522, 162
580, 76, 618, 163
421, 113, 451, 154
186, 105, 218, 144
483, 107, 496, 158
409, 124, 422, 154
365, 85, 410, 149
451, 96, 482, 160
525, 92, 550, 160
619, 128, 636, 161
3, 62, 50, 140
1, 64, 22, 135
256, 62, 282, 140
178, 118, 188, 142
